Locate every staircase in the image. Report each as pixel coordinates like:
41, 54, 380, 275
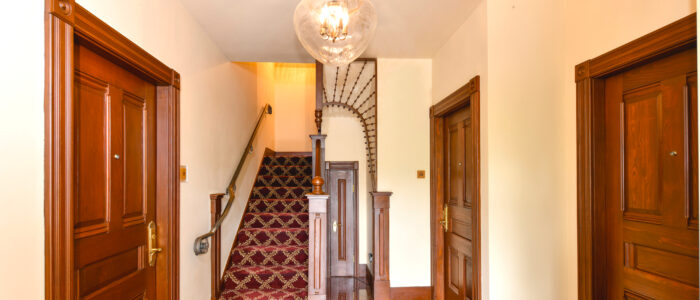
220, 154, 313, 300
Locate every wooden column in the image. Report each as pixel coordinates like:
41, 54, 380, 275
370, 192, 392, 300
315, 61, 324, 134
210, 193, 224, 300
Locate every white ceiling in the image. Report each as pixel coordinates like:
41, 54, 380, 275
179, 0, 481, 62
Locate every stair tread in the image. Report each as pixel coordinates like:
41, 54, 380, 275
235, 244, 307, 251
225, 264, 307, 274
239, 227, 307, 232
220, 288, 306, 300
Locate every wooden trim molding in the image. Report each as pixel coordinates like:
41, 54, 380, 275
429, 75, 482, 300
390, 287, 431, 300
574, 13, 696, 300
210, 193, 224, 300
44, 3, 181, 299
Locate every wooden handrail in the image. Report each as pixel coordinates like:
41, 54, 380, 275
194, 104, 272, 255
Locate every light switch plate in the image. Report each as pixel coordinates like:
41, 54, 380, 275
180, 165, 187, 182
417, 170, 426, 179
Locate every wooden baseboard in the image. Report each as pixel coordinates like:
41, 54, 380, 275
390, 286, 431, 300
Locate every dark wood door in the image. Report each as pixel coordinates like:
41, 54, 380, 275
603, 47, 698, 300
73, 42, 157, 299
327, 161, 358, 277
443, 106, 475, 300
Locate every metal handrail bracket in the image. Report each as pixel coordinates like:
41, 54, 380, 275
194, 104, 272, 255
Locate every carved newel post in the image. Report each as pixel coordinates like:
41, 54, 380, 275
308, 135, 328, 299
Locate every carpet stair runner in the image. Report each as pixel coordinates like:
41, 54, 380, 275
220, 154, 313, 300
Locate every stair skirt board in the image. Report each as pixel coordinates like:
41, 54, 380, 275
220, 153, 312, 300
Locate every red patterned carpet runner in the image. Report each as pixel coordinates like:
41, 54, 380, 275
220, 154, 312, 300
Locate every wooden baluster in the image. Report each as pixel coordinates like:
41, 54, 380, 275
210, 193, 224, 300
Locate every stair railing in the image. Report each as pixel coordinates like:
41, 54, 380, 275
193, 104, 272, 256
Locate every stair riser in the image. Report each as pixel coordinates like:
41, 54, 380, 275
242, 214, 309, 229
246, 199, 308, 214
251, 187, 311, 200
236, 230, 309, 247
262, 156, 312, 167
223, 270, 308, 290
230, 248, 309, 266
258, 165, 312, 177
254, 176, 311, 188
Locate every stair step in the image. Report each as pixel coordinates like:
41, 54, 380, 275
242, 212, 309, 229
263, 156, 312, 167
229, 245, 308, 266
251, 187, 311, 200
255, 175, 311, 188
220, 288, 307, 300
258, 165, 312, 177
222, 265, 308, 290
236, 228, 309, 247
247, 199, 308, 214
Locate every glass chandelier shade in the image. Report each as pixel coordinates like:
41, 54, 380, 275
294, 0, 377, 66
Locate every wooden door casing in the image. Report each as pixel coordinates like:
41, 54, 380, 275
45, 2, 181, 299
326, 161, 359, 277
575, 13, 697, 300
602, 47, 698, 300
430, 76, 481, 300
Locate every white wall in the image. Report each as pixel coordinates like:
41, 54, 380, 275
485, 1, 694, 299
432, 0, 696, 299
431, 2, 490, 295
0, 0, 272, 298
376, 59, 433, 287
0, 1, 45, 299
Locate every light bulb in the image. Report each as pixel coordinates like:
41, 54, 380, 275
294, 0, 377, 66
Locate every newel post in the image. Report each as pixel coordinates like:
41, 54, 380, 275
308, 134, 328, 299
370, 192, 392, 300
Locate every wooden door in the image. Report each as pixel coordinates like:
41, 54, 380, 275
603, 47, 698, 300
73, 42, 157, 299
443, 105, 475, 300
327, 161, 358, 277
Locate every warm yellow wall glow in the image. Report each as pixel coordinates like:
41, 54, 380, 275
256, 63, 316, 152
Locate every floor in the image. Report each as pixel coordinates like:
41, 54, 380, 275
329, 277, 372, 300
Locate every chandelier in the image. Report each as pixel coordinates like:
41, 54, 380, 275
294, 0, 377, 66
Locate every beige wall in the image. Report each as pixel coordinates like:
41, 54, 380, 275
0, 1, 45, 298
376, 58, 433, 287
256, 63, 316, 152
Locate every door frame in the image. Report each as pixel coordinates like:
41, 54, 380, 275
324, 161, 360, 277
575, 13, 696, 300
430, 76, 481, 300
45, 1, 181, 299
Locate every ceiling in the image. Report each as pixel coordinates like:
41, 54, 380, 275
179, 0, 481, 62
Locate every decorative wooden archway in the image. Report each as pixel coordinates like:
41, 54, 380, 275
317, 59, 378, 188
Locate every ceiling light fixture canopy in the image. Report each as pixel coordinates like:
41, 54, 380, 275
294, 0, 377, 66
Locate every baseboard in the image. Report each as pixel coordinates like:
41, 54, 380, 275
390, 286, 431, 300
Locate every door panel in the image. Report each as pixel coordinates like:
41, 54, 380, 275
604, 47, 698, 300
327, 162, 358, 277
444, 105, 475, 300
74, 43, 157, 299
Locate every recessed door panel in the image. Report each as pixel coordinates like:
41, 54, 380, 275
327, 162, 358, 277
604, 47, 698, 300
74, 42, 157, 299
